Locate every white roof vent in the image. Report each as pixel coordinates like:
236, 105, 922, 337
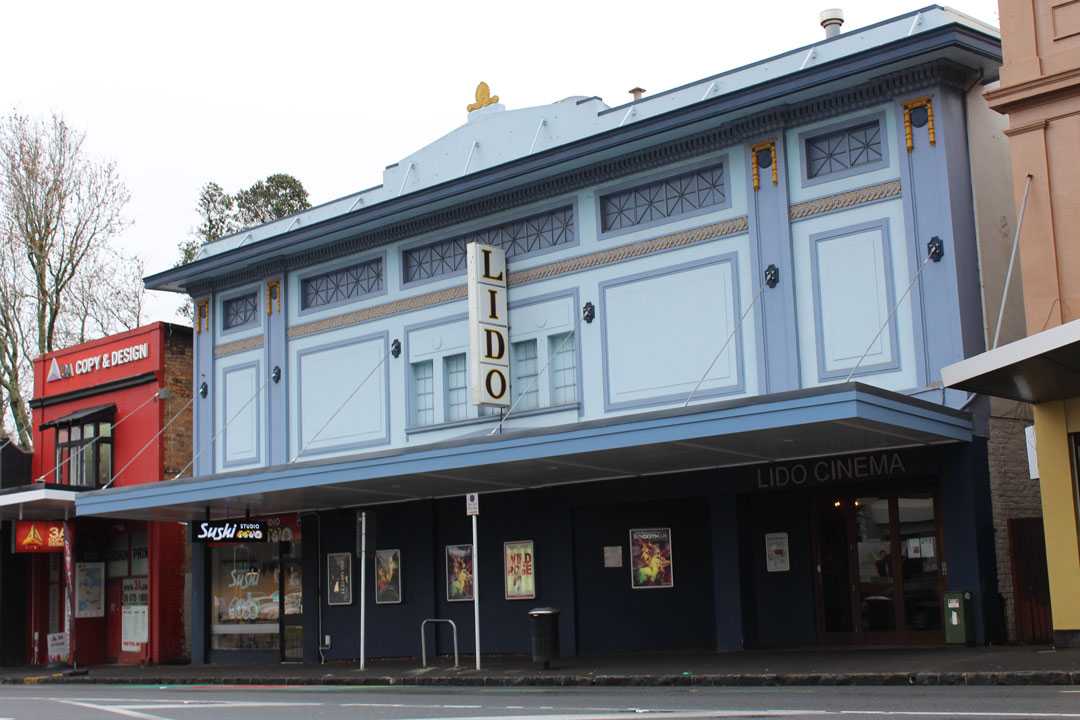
820, 8, 844, 38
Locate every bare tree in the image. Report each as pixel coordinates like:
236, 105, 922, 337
0, 111, 141, 447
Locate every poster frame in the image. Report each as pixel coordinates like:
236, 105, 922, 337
628, 527, 674, 590
326, 552, 353, 606
75, 561, 106, 618
503, 539, 536, 600
374, 548, 403, 605
445, 543, 474, 602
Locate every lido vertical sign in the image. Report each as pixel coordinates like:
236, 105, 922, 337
467, 242, 510, 408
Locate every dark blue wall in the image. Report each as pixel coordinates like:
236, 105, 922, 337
741, 492, 818, 647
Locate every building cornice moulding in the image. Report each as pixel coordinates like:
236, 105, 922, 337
186, 60, 973, 294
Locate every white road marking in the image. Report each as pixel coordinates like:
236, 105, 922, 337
387, 712, 822, 720
54, 699, 172, 720
839, 712, 1080, 718
116, 702, 322, 710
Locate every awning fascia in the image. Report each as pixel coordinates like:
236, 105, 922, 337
75, 383, 971, 520
0, 486, 80, 520
942, 318, 1080, 403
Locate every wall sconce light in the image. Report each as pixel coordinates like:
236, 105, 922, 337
927, 236, 944, 262
764, 264, 780, 289
199, 381, 208, 399
391, 339, 402, 358
272, 366, 282, 384
582, 301, 596, 324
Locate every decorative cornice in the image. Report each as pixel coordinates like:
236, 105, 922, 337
214, 336, 264, 359
288, 215, 749, 340
206, 60, 970, 291
789, 180, 902, 222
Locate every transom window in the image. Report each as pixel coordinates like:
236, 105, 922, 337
54, 419, 113, 488
600, 163, 727, 234
222, 292, 259, 330
300, 257, 384, 311
402, 206, 575, 285
805, 120, 883, 180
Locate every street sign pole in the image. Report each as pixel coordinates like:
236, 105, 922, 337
360, 511, 367, 671
467, 493, 480, 670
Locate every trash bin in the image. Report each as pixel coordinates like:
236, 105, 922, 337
528, 607, 560, 668
944, 591, 974, 646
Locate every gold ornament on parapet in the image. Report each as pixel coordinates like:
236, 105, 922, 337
467, 82, 500, 112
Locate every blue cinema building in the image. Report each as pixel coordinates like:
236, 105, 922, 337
78, 7, 1017, 663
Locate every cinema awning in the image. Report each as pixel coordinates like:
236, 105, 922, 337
75, 382, 972, 522
942, 318, 1080, 403
0, 485, 81, 521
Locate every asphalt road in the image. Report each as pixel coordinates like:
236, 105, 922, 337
0, 685, 1077, 719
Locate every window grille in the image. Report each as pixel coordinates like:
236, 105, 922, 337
300, 257, 384, 310
222, 293, 258, 330
806, 120, 883, 179
600, 164, 726, 233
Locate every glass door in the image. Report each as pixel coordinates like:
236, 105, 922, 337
853, 496, 898, 635
815, 493, 943, 643
279, 540, 304, 661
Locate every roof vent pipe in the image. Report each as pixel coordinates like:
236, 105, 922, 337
820, 8, 844, 38
629, 86, 645, 101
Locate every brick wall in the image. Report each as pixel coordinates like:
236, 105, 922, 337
162, 325, 194, 480
987, 400, 1044, 642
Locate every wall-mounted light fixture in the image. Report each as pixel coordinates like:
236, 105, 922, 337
927, 236, 944, 262
582, 301, 596, 324
391, 339, 402, 358
199, 381, 208, 399
764, 264, 780, 289
272, 366, 282, 384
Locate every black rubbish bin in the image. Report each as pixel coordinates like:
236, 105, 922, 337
528, 607, 560, 669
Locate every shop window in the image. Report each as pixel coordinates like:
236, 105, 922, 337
130, 528, 149, 577
210, 543, 281, 651
411, 360, 435, 427
550, 332, 577, 405
444, 353, 468, 422
511, 340, 539, 411
54, 420, 113, 488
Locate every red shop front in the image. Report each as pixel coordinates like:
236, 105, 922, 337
11, 323, 193, 666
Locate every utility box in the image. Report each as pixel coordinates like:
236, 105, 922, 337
944, 591, 974, 645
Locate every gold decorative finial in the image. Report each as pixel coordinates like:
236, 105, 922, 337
467, 82, 499, 112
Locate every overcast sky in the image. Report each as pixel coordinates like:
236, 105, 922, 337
1, 0, 1000, 325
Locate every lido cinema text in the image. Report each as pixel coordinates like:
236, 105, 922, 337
71, 7, 1031, 664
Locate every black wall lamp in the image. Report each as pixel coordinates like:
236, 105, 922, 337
272, 366, 282, 384
927, 236, 945, 262
199, 381, 208, 398
764, 264, 780, 289
582, 301, 596, 324
391, 339, 402, 358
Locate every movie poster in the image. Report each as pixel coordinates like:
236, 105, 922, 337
327, 552, 352, 606
503, 540, 535, 600
629, 528, 673, 589
375, 549, 402, 604
446, 544, 474, 601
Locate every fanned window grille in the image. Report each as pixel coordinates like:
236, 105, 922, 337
301, 257, 384, 310
222, 293, 258, 330
402, 206, 575, 284
806, 120, 883, 179
600, 163, 727, 233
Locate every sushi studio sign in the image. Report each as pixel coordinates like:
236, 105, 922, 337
755, 452, 908, 490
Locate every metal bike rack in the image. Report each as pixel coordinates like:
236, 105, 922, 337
420, 618, 459, 668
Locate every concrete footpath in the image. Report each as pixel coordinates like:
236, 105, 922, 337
2, 646, 1079, 687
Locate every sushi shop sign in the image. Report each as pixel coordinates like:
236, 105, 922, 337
191, 520, 268, 543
